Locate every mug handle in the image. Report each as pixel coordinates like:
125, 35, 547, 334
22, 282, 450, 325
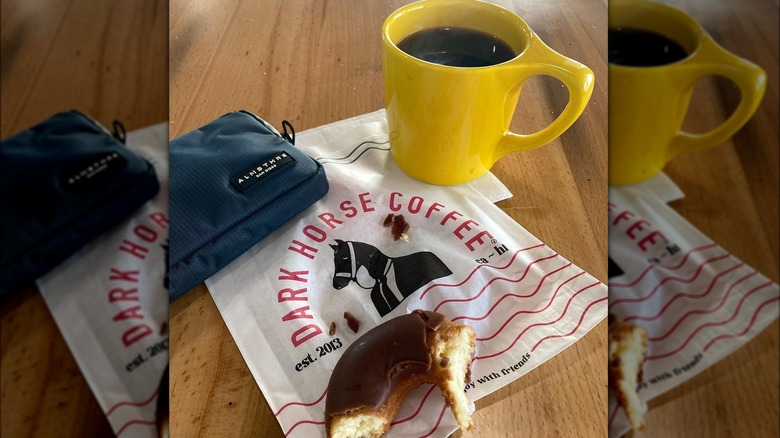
494, 37, 595, 161
667, 35, 766, 159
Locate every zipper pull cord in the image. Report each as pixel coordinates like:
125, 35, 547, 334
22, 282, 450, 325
112, 120, 127, 144
281, 120, 295, 145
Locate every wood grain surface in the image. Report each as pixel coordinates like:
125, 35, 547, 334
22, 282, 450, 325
169, 0, 608, 437
625, 0, 779, 437
0, 0, 168, 436
2, 0, 775, 437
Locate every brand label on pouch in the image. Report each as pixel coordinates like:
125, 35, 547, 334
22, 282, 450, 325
62, 152, 128, 194
231, 153, 295, 192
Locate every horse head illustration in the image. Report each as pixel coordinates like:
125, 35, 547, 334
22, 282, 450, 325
329, 239, 452, 317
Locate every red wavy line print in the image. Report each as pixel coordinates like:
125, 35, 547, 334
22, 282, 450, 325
115, 419, 157, 437
475, 281, 602, 360
647, 271, 758, 342
625, 262, 746, 324
645, 281, 775, 361
433, 254, 560, 313
106, 387, 160, 416
610, 242, 718, 288
390, 384, 437, 426
608, 401, 620, 427
452, 263, 575, 324
531, 296, 608, 352
608, 253, 731, 310
419, 243, 546, 300
284, 419, 326, 437
419, 401, 448, 438
703, 296, 780, 352
470, 271, 586, 342
274, 388, 327, 416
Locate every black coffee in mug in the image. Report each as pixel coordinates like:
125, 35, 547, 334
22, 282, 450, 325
397, 27, 516, 67
609, 27, 688, 66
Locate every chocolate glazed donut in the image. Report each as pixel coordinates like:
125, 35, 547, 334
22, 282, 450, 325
325, 310, 476, 438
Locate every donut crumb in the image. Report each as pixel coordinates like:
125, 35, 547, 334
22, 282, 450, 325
344, 312, 360, 333
382, 214, 410, 241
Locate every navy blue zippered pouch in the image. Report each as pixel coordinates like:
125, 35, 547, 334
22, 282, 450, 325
168, 111, 328, 301
0, 111, 160, 297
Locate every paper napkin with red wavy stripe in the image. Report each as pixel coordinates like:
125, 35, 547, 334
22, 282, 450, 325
37, 123, 169, 438
206, 110, 608, 437
607, 180, 779, 437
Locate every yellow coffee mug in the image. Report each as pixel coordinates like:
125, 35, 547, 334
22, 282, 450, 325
609, 0, 766, 186
382, 0, 594, 185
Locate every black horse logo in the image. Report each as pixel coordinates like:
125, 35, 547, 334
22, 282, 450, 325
329, 239, 452, 317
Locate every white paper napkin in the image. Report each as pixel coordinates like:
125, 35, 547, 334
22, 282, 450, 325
206, 113, 607, 437
37, 123, 169, 438
607, 179, 779, 436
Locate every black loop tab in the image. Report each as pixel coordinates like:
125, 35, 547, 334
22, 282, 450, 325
281, 120, 295, 145
112, 120, 127, 144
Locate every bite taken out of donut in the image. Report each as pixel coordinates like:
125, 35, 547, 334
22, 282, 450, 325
325, 310, 476, 438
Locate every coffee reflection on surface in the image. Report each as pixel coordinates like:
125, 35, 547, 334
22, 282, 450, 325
609, 27, 688, 67
397, 27, 516, 67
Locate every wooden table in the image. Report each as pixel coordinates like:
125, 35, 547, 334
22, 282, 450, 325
628, 0, 780, 436
2, 0, 775, 436
169, 0, 609, 436
0, 0, 168, 436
